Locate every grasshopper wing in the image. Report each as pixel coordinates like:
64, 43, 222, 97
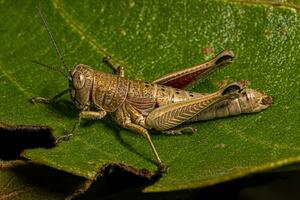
152, 49, 234, 89
145, 83, 242, 131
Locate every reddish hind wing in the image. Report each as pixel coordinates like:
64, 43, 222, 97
152, 49, 234, 89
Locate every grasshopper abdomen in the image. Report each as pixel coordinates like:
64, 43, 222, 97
187, 88, 273, 122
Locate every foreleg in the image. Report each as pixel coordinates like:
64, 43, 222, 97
31, 89, 69, 104
55, 110, 107, 143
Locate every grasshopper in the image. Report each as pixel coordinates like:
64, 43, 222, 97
32, 8, 272, 172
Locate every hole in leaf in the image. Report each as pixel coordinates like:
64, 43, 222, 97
0, 125, 55, 160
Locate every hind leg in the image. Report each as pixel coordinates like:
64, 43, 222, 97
103, 56, 125, 77
115, 105, 167, 172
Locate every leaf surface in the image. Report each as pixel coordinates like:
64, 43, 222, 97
0, 0, 299, 192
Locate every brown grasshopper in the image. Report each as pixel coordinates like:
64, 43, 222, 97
32, 8, 272, 172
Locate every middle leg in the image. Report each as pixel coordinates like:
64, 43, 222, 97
162, 126, 197, 136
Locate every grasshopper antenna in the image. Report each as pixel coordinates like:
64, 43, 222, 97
32, 60, 69, 78
36, 6, 69, 72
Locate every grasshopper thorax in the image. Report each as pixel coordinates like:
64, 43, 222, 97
69, 64, 94, 110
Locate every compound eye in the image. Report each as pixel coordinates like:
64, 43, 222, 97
73, 72, 85, 89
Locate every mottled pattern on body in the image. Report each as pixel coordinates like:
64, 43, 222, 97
92, 71, 129, 112
125, 80, 202, 117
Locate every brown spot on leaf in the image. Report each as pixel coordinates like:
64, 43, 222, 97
202, 47, 212, 56
214, 143, 226, 149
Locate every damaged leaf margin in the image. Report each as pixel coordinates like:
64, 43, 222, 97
0, 1, 299, 195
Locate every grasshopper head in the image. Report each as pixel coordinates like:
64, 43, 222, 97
69, 64, 94, 110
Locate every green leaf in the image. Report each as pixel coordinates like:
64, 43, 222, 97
1, 0, 300, 193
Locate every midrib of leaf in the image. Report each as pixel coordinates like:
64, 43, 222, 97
0, 63, 32, 98
51, 0, 141, 80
